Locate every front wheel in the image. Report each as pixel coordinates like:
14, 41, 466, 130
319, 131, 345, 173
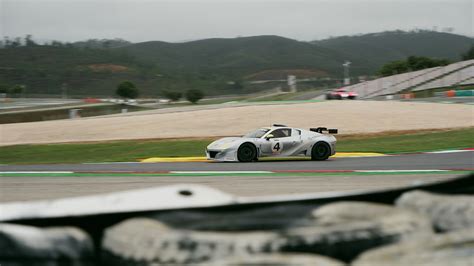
237, 143, 257, 162
311, 142, 331, 161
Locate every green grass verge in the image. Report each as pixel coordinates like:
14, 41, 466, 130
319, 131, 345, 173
0, 128, 472, 164
337, 128, 473, 154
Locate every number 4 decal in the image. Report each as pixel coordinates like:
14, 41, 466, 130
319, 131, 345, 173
274, 142, 280, 151
272, 142, 282, 153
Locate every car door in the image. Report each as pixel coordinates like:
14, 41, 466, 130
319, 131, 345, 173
260, 128, 300, 156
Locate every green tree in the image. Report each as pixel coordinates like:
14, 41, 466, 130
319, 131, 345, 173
378, 56, 450, 77
3, 37, 11, 47
24, 34, 37, 47
116, 81, 139, 99
11, 37, 22, 48
230, 80, 244, 91
162, 90, 182, 101
378, 60, 408, 76
10, 84, 25, 97
0, 84, 9, 94
51, 40, 64, 47
185, 89, 204, 104
462, 45, 474, 60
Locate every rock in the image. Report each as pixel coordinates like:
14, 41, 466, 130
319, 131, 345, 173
103, 202, 433, 264
102, 217, 279, 265
396, 190, 474, 232
277, 202, 433, 262
206, 253, 345, 266
0, 223, 94, 264
311, 201, 404, 226
148, 204, 316, 231
353, 228, 474, 266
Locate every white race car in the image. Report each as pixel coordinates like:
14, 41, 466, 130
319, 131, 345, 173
206, 124, 337, 162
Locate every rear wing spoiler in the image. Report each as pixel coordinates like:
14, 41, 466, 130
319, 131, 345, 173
310, 127, 338, 134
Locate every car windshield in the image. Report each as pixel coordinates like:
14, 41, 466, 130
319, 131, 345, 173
243, 128, 270, 138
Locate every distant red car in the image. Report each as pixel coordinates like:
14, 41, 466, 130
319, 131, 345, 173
326, 88, 358, 100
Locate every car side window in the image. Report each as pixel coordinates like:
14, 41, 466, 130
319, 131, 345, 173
271, 128, 292, 138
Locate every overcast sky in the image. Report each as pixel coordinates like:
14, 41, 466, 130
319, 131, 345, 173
1, 0, 472, 43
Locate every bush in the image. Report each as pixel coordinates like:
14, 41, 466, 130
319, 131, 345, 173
8, 84, 25, 97
116, 81, 139, 99
185, 89, 204, 104
462, 45, 474, 60
162, 90, 182, 101
0, 84, 9, 94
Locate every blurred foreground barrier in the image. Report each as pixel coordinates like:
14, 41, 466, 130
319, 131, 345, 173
101, 202, 431, 264
0, 223, 94, 265
83, 97, 101, 103
207, 253, 344, 266
445, 90, 456, 97
353, 228, 474, 266
0, 174, 472, 265
454, 89, 474, 97
444, 89, 474, 97
396, 190, 474, 232
401, 93, 415, 99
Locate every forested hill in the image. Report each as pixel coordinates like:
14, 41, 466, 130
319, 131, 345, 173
119, 31, 472, 77
312, 30, 473, 72
0, 30, 471, 96
117, 35, 345, 77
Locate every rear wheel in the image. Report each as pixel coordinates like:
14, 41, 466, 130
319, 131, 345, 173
311, 142, 331, 161
237, 143, 257, 162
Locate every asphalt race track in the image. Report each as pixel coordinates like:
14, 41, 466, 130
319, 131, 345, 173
1, 152, 472, 202
1, 151, 472, 172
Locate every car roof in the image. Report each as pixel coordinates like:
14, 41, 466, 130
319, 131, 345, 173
263, 126, 295, 131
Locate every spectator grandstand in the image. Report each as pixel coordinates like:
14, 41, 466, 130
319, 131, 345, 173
414, 65, 474, 91
342, 59, 474, 99
460, 77, 474, 86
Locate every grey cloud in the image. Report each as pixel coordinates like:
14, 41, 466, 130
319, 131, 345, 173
1, 0, 472, 43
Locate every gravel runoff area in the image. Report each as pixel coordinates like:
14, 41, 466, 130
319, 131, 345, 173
1, 100, 473, 146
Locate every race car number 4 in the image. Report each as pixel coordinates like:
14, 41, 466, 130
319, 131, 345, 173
272, 142, 282, 153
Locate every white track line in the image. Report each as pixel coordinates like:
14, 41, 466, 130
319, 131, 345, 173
0, 171, 74, 174
427, 150, 471, 154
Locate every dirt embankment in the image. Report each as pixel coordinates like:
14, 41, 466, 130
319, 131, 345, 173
1, 101, 473, 146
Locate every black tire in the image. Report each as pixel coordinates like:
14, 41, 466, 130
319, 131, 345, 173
326, 94, 332, 100
348, 96, 356, 100
311, 142, 331, 161
237, 143, 257, 162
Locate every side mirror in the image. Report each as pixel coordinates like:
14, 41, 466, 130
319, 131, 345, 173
265, 134, 274, 141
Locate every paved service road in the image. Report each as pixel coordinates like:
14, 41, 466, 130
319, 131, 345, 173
1, 151, 472, 172
0, 174, 463, 202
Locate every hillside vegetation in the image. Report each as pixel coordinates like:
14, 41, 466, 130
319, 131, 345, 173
0, 30, 471, 97
313, 30, 472, 73
119, 35, 346, 77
